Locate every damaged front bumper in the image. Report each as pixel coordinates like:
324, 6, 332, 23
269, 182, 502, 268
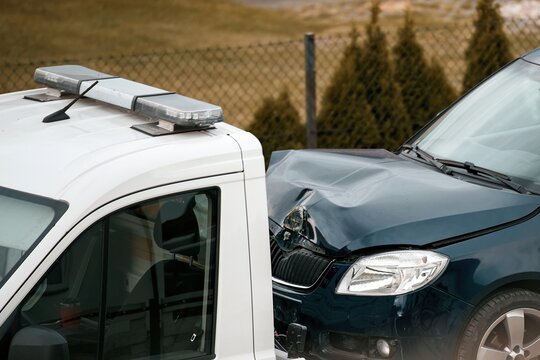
273, 262, 473, 360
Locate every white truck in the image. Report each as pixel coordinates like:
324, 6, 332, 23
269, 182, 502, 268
0, 65, 298, 360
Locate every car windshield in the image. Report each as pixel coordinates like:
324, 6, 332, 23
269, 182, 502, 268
415, 59, 540, 192
0, 187, 66, 285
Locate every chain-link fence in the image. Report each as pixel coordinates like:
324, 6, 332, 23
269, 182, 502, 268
1, 15, 539, 159
0, 41, 306, 130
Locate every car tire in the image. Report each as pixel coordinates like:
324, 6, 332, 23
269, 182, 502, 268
456, 289, 540, 360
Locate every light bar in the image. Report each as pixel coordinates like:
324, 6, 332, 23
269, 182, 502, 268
135, 93, 223, 127
33, 65, 224, 133
79, 77, 168, 109
35, 65, 116, 94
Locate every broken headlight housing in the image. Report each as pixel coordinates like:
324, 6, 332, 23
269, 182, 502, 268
336, 250, 449, 296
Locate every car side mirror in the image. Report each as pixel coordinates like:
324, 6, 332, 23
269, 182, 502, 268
8, 326, 69, 360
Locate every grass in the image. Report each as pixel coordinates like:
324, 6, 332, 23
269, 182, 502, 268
0, 0, 482, 62
0, 0, 328, 61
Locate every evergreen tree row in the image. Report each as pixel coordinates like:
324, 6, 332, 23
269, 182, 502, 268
318, 2, 455, 150
463, 0, 511, 92
249, 0, 511, 158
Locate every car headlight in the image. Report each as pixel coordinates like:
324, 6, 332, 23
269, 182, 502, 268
335, 250, 449, 296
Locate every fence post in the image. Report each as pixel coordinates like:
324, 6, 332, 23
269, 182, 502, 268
304, 33, 317, 148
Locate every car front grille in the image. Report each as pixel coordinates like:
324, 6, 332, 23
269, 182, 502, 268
270, 237, 332, 288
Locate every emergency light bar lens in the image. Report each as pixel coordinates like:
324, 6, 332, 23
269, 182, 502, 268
33, 65, 224, 128
134, 93, 224, 126
35, 65, 114, 94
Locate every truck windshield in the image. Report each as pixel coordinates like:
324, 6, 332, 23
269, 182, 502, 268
416, 58, 540, 193
0, 188, 67, 284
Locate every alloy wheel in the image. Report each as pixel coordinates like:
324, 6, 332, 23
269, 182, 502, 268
477, 308, 540, 360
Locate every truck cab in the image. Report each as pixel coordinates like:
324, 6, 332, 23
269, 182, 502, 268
0, 66, 277, 360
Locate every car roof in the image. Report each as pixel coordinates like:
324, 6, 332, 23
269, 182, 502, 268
0, 88, 246, 202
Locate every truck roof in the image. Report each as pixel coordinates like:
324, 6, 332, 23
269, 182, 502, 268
0, 88, 249, 203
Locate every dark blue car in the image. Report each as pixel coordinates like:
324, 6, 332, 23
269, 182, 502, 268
267, 48, 540, 360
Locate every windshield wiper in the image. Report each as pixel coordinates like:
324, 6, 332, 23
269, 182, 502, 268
437, 159, 529, 194
401, 144, 453, 175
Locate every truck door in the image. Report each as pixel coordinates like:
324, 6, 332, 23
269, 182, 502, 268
0, 173, 255, 360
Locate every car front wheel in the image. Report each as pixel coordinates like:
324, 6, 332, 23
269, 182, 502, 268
457, 289, 540, 360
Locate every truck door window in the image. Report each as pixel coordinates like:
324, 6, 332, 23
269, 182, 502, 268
103, 189, 218, 360
15, 222, 104, 359
1, 188, 218, 360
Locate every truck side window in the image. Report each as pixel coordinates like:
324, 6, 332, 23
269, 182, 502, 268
17, 222, 104, 359
103, 189, 218, 359
3, 188, 218, 360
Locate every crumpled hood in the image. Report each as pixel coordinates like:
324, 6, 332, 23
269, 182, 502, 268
266, 149, 540, 257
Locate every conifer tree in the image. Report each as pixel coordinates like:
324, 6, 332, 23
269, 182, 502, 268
428, 61, 457, 118
360, 1, 411, 149
462, 0, 512, 92
393, 12, 456, 131
317, 29, 381, 149
249, 91, 304, 163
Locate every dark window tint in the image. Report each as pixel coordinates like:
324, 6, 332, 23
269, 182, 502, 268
103, 189, 218, 359
0, 188, 218, 360
17, 223, 104, 359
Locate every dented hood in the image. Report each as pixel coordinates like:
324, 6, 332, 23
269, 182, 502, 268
266, 149, 540, 257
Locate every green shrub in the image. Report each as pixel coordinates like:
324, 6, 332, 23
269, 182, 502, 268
393, 13, 456, 131
359, 2, 411, 149
249, 91, 305, 163
317, 29, 381, 149
462, 0, 512, 92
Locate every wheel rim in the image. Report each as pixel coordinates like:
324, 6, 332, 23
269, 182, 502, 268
476, 308, 540, 360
